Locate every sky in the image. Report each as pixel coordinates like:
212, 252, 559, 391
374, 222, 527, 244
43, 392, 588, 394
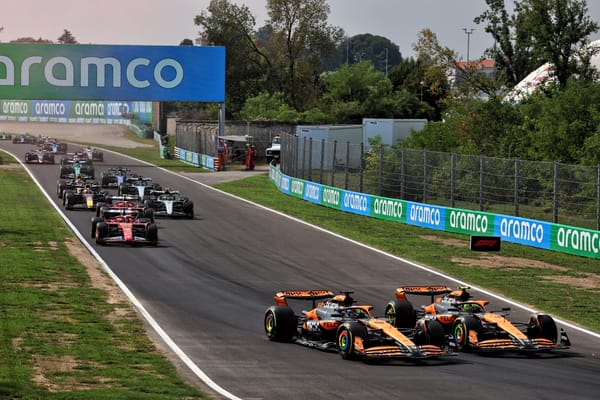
1, 0, 599, 61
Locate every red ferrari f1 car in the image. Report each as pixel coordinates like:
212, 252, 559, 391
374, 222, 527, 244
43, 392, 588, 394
264, 290, 455, 362
91, 203, 157, 246
384, 285, 570, 354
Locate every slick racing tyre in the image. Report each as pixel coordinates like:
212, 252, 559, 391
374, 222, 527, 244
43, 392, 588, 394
452, 315, 482, 351
90, 217, 104, 239
146, 223, 158, 245
527, 314, 558, 343
414, 318, 446, 347
264, 306, 296, 342
385, 299, 416, 329
63, 191, 74, 210
336, 322, 368, 360
95, 222, 108, 244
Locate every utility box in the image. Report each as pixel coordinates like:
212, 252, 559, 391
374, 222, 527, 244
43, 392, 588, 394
362, 118, 427, 148
294, 125, 363, 170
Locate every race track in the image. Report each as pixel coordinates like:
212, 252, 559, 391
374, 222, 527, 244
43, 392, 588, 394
2, 137, 600, 400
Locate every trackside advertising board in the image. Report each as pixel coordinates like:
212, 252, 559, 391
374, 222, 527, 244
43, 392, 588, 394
268, 165, 600, 259
0, 43, 225, 101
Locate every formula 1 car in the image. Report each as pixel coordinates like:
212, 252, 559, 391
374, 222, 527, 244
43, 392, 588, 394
384, 285, 570, 354
12, 134, 38, 144
59, 159, 95, 179
37, 137, 68, 154
143, 189, 194, 219
0, 132, 12, 140
25, 149, 55, 164
91, 209, 158, 246
118, 176, 162, 200
81, 146, 104, 162
57, 177, 102, 199
62, 184, 108, 210
100, 167, 131, 188
264, 290, 455, 362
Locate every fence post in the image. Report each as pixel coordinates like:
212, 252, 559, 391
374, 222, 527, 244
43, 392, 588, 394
308, 137, 313, 182
359, 142, 364, 193
451, 153, 456, 208
331, 140, 337, 187
553, 161, 559, 223
319, 138, 325, 184
378, 144, 384, 196
400, 147, 406, 200
479, 155, 484, 211
301, 137, 307, 180
423, 150, 428, 203
514, 158, 520, 217
344, 141, 350, 190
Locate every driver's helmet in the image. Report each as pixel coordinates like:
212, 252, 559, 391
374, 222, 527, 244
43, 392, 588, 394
343, 308, 361, 319
460, 303, 480, 313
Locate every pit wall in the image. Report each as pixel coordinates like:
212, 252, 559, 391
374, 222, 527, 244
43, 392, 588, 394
269, 164, 600, 260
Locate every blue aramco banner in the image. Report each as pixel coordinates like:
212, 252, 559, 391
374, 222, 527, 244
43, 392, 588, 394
0, 43, 225, 101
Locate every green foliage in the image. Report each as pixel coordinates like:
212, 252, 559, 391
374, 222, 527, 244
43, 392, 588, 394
239, 91, 301, 122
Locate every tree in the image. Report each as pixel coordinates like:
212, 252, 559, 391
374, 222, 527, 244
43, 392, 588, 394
179, 38, 194, 46
476, 0, 599, 88
323, 33, 401, 73
195, 0, 267, 117
265, 0, 343, 111
57, 29, 78, 44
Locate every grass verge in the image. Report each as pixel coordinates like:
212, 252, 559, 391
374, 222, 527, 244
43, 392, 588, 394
0, 152, 209, 399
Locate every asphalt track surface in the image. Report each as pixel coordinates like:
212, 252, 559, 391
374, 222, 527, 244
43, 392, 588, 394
2, 138, 600, 400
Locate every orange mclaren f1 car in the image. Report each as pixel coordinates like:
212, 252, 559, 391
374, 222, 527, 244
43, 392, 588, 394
384, 285, 570, 354
264, 290, 456, 362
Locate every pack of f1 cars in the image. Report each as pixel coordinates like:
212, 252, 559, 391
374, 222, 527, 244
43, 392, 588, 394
91, 206, 158, 246
143, 189, 194, 218
264, 290, 455, 362
62, 184, 108, 210
118, 176, 162, 200
384, 285, 570, 354
25, 149, 55, 164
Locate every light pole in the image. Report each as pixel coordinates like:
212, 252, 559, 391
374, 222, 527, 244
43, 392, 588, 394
462, 28, 475, 62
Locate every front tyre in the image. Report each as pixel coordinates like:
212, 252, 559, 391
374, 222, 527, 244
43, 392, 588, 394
264, 306, 296, 342
527, 314, 557, 343
452, 315, 482, 351
414, 318, 446, 347
336, 322, 368, 360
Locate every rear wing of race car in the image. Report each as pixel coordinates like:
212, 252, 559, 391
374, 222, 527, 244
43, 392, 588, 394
274, 290, 334, 307
393, 285, 453, 303
102, 207, 144, 219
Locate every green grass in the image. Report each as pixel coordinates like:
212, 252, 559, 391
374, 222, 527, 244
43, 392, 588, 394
0, 151, 209, 399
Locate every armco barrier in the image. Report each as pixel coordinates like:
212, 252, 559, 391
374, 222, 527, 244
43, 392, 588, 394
174, 146, 216, 170
269, 164, 600, 260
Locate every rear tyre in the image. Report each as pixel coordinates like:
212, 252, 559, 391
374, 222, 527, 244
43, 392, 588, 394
336, 322, 368, 360
385, 299, 416, 329
527, 314, 558, 343
264, 306, 296, 342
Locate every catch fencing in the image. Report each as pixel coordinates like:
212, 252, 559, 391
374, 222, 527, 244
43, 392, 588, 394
279, 133, 600, 231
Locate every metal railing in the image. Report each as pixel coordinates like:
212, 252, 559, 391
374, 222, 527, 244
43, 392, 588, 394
279, 133, 600, 230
